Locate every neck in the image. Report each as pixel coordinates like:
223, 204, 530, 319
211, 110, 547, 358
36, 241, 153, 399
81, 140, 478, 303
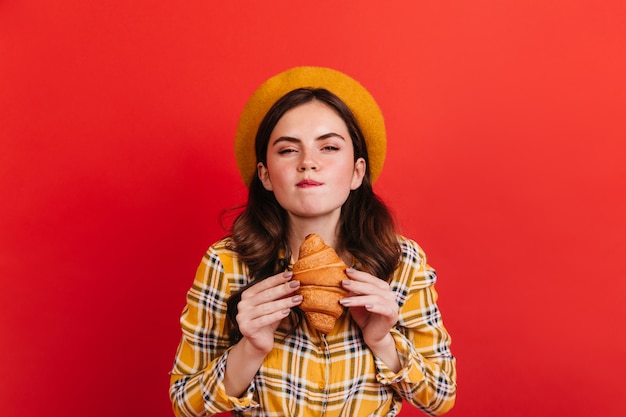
287, 214, 342, 261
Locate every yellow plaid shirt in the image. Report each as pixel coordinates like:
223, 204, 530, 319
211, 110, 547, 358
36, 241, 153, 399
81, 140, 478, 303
169, 236, 456, 416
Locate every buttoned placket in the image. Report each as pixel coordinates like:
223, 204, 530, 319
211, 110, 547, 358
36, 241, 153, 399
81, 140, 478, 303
320, 333, 330, 416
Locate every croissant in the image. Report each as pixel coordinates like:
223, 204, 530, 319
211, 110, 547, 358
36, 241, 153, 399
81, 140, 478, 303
292, 234, 348, 334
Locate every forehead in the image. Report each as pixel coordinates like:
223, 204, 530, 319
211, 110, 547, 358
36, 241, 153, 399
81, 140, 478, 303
272, 101, 348, 134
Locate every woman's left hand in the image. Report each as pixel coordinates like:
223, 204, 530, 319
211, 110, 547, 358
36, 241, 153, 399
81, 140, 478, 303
339, 268, 399, 346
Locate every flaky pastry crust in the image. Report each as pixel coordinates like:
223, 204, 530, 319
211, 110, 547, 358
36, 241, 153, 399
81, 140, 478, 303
292, 234, 348, 333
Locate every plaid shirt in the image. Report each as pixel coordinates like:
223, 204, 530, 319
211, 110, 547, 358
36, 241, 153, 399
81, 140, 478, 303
170, 236, 456, 417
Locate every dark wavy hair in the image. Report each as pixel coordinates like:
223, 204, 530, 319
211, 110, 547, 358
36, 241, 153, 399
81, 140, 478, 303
225, 88, 400, 343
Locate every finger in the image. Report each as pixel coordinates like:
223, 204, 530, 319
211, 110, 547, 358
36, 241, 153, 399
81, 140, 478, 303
241, 284, 302, 316
258, 277, 301, 304
239, 294, 303, 327
242, 273, 298, 306
239, 309, 291, 338
339, 296, 399, 317
341, 278, 388, 296
249, 293, 303, 317
245, 271, 294, 297
345, 268, 389, 288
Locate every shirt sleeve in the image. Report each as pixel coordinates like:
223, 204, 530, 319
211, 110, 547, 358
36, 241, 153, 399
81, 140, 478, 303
374, 238, 457, 416
169, 243, 260, 416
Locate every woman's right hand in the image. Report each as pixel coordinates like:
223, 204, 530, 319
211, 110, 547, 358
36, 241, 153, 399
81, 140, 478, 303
236, 271, 302, 354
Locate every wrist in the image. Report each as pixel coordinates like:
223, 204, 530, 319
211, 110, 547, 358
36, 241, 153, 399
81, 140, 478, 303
365, 332, 401, 373
224, 337, 269, 397
239, 336, 274, 358
364, 332, 395, 354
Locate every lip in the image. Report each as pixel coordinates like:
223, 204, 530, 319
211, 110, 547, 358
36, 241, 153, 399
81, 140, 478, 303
296, 179, 323, 188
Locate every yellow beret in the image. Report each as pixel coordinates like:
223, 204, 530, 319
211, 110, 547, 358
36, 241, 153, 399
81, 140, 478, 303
234, 66, 386, 186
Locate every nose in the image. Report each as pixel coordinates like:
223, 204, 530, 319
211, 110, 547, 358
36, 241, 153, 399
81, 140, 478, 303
298, 162, 317, 171
298, 150, 317, 171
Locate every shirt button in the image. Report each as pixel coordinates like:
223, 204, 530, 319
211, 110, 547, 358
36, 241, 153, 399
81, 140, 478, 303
318, 381, 326, 389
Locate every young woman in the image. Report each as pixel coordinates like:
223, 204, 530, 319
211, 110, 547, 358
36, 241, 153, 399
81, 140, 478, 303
169, 67, 456, 417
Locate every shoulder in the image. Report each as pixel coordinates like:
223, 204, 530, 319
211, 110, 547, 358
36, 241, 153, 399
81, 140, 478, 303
207, 236, 236, 256
195, 236, 250, 289
199, 237, 245, 275
392, 235, 437, 288
396, 235, 428, 265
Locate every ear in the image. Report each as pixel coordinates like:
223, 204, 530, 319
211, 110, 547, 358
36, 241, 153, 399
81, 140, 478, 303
350, 158, 366, 190
257, 162, 273, 191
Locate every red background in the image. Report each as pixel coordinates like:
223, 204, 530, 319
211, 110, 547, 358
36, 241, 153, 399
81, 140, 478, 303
2, 1, 625, 416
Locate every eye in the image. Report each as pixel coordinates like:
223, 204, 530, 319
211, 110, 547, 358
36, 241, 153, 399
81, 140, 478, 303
277, 148, 298, 155
321, 145, 340, 152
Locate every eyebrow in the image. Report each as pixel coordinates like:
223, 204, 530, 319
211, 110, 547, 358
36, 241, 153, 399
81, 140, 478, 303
271, 132, 346, 146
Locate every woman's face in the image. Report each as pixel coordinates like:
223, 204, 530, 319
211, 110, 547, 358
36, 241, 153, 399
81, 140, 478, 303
257, 100, 365, 222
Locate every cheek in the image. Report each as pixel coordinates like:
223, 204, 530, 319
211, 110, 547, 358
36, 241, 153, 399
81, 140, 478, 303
338, 161, 358, 181
265, 162, 290, 188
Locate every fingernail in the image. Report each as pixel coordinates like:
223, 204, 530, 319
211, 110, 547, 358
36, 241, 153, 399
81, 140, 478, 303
339, 298, 350, 305
342, 279, 351, 286
283, 271, 293, 279
292, 295, 303, 303
289, 280, 300, 288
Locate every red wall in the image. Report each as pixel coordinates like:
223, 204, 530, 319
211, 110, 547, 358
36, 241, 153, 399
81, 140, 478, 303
2, 1, 625, 416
